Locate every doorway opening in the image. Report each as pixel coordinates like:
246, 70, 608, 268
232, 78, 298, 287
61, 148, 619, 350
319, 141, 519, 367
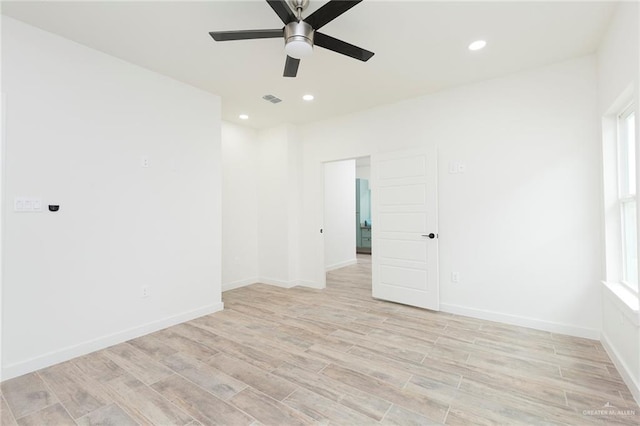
355, 157, 372, 255
323, 156, 373, 290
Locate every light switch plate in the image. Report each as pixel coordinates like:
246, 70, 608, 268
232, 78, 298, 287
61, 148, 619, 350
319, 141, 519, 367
14, 197, 43, 212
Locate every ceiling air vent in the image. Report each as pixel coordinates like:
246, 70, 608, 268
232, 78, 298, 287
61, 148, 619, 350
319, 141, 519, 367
262, 94, 282, 104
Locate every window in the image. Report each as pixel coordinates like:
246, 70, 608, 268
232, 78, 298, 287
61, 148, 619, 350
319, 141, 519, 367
618, 104, 637, 292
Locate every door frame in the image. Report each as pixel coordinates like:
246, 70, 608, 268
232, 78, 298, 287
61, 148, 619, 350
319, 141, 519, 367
319, 155, 372, 285
317, 148, 440, 311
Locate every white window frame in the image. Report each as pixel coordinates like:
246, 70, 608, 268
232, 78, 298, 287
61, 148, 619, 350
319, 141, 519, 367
617, 103, 638, 293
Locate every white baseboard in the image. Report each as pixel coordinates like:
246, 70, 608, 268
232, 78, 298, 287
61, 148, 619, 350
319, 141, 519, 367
223, 277, 317, 291
258, 277, 297, 289
601, 332, 640, 405
251, 278, 324, 290
440, 303, 600, 340
1, 302, 224, 381
325, 258, 358, 272
222, 277, 259, 292
298, 280, 325, 289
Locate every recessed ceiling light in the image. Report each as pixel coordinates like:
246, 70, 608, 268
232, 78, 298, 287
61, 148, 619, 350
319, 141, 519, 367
239, 114, 249, 120
468, 40, 487, 51
303, 94, 314, 101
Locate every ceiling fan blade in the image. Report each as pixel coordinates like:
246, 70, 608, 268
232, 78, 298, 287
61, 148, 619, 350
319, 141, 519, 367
209, 29, 283, 41
267, 0, 297, 24
314, 32, 374, 61
305, 0, 362, 30
283, 56, 300, 77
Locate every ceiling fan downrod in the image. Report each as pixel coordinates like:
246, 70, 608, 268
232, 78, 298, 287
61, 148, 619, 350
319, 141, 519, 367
289, 0, 309, 20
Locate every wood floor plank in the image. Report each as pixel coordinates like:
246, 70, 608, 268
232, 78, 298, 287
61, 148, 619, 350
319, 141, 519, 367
321, 364, 449, 423
330, 329, 427, 364
186, 321, 287, 371
282, 387, 373, 425
1, 393, 18, 426
75, 403, 138, 426
307, 344, 412, 388
348, 345, 462, 389
104, 342, 173, 385
38, 361, 112, 419
186, 321, 328, 373
126, 333, 180, 363
560, 366, 635, 395
229, 303, 339, 336
72, 352, 128, 383
404, 376, 460, 407
466, 351, 562, 380
455, 376, 590, 425
151, 374, 253, 425
273, 362, 392, 421
207, 353, 296, 401
163, 352, 247, 401
229, 388, 314, 426
445, 397, 565, 426
153, 326, 220, 361
367, 329, 437, 353
15, 403, 75, 426
381, 404, 443, 426
1, 373, 58, 419
100, 373, 195, 425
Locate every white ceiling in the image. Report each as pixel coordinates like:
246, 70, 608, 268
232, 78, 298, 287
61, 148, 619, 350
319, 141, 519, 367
1, 1, 616, 129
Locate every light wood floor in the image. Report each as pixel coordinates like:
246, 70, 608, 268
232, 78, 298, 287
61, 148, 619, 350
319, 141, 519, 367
2, 255, 639, 425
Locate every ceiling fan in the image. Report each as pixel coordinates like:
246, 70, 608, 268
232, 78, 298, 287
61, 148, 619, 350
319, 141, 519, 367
209, 0, 374, 78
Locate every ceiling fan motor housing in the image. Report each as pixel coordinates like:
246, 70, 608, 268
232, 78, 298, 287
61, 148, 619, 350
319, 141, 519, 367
284, 21, 314, 58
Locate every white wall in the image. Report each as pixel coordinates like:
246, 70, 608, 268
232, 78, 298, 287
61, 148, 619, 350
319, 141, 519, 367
1, 17, 223, 380
324, 160, 356, 271
256, 125, 303, 288
597, 1, 640, 404
221, 122, 259, 291
356, 165, 370, 180
0, 18, 5, 380
298, 55, 602, 338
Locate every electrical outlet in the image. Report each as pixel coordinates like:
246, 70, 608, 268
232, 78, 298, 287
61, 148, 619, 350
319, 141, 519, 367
448, 162, 466, 174
451, 272, 460, 283
141, 156, 150, 168
141, 286, 150, 298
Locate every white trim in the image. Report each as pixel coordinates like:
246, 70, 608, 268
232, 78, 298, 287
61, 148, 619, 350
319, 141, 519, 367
325, 258, 357, 272
298, 280, 324, 289
440, 303, 600, 339
257, 277, 297, 289
602, 281, 640, 325
601, 331, 640, 406
0, 92, 5, 383
1, 302, 224, 381
222, 277, 259, 292
223, 277, 326, 291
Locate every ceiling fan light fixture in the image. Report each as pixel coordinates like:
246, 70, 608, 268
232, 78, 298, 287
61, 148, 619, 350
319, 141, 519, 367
284, 21, 314, 59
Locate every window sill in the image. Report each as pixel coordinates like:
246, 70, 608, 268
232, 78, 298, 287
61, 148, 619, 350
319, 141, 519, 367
602, 281, 640, 326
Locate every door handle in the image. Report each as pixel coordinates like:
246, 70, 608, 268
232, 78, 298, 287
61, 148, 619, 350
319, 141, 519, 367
422, 233, 437, 239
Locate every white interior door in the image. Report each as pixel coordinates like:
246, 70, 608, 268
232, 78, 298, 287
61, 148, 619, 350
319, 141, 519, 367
372, 148, 439, 310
